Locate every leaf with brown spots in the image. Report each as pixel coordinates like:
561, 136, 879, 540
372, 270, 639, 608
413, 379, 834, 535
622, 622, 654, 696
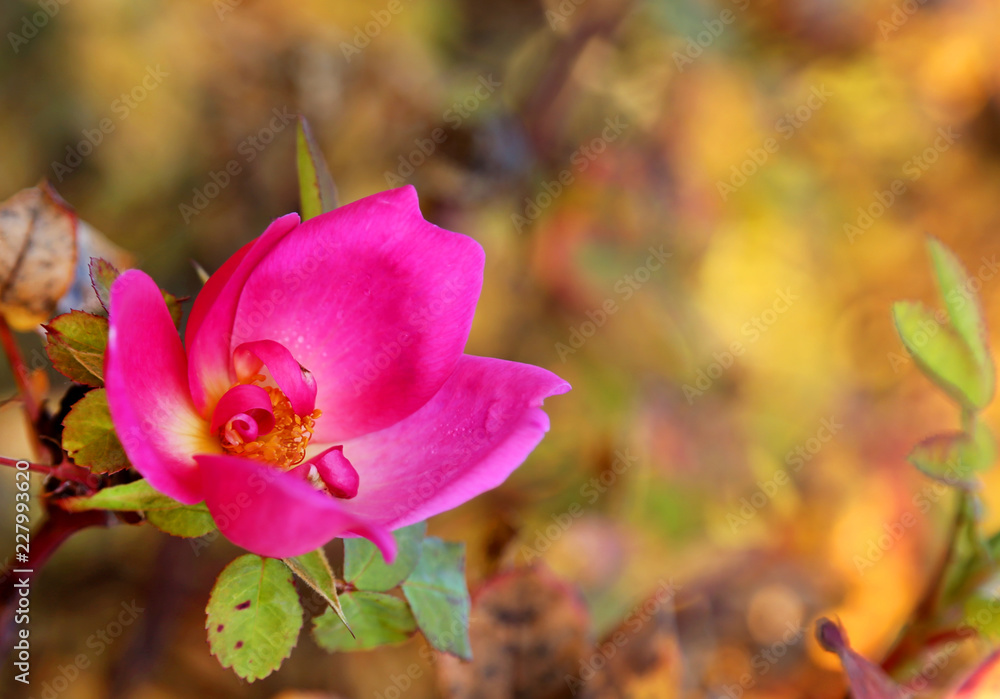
205, 554, 304, 682
436, 565, 592, 699
0, 182, 78, 330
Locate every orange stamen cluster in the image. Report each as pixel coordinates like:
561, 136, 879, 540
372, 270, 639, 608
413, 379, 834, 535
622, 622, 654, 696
219, 375, 321, 469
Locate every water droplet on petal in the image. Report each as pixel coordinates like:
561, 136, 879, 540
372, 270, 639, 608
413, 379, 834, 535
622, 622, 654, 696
485, 401, 506, 434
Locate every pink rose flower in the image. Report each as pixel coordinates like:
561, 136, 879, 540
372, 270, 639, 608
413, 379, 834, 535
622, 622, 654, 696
104, 187, 569, 561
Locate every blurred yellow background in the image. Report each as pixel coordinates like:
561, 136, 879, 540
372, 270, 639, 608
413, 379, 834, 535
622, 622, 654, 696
2, 0, 1000, 696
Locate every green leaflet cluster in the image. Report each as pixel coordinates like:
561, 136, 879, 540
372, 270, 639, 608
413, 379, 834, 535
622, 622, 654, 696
203, 523, 472, 681
890, 238, 1000, 642
892, 238, 996, 485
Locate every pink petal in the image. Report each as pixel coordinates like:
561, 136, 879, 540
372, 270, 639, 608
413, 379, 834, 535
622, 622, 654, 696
233, 186, 485, 442
184, 238, 253, 355
224, 414, 260, 443
186, 214, 301, 416
341, 355, 570, 528
308, 446, 360, 499
196, 454, 396, 560
105, 271, 212, 504
209, 383, 275, 434
232, 340, 317, 416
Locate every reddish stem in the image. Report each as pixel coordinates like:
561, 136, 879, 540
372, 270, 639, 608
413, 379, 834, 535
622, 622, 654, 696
0, 455, 53, 476
0, 315, 44, 458
0, 508, 108, 653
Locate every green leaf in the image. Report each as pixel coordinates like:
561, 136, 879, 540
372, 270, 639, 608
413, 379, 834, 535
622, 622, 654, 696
312, 591, 416, 652
89, 257, 120, 312
89, 257, 181, 327
61, 479, 218, 537
908, 423, 996, 485
296, 116, 338, 220
344, 521, 426, 592
283, 550, 351, 633
401, 538, 472, 660
44, 310, 108, 387
62, 388, 129, 474
61, 478, 168, 511
206, 555, 303, 682
928, 237, 994, 381
892, 301, 992, 409
146, 503, 216, 538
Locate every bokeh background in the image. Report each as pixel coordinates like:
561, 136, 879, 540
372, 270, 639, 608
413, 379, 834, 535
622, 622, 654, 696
2, 0, 1000, 696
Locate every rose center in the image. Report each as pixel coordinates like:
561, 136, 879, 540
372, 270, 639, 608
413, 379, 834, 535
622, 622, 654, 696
218, 374, 322, 469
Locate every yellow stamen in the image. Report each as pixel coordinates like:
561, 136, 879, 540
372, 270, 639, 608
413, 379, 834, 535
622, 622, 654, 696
219, 380, 321, 470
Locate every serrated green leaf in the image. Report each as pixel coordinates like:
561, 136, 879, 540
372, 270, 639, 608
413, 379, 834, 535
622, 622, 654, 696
61, 478, 168, 511
908, 423, 996, 485
893, 301, 992, 409
61, 478, 218, 537
312, 591, 416, 652
296, 116, 338, 220
401, 538, 471, 660
44, 311, 108, 386
89, 257, 120, 312
89, 257, 181, 327
206, 555, 303, 682
283, 550, 351, 633
344, 521, 426, 592
146, 504, 216, 538
62, 388, 129, 474
928, 237, 994, 380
